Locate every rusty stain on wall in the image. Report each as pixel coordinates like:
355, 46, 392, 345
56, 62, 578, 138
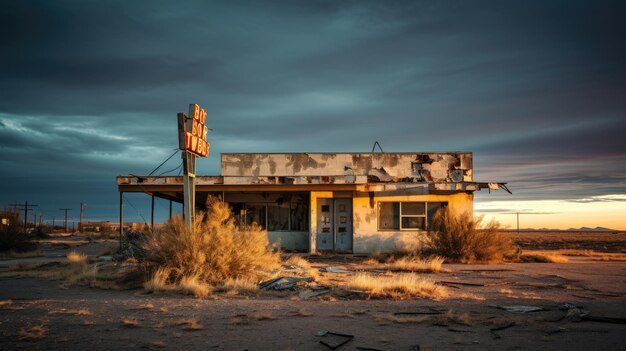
221, 153, 473, 184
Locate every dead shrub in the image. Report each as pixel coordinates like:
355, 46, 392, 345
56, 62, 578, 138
346, 272, 448, 300
426, 208, 518, 263
142, 198, 280, 294
222, 277, 259, 295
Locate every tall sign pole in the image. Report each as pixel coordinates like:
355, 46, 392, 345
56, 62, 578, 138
177, 104, 210, 229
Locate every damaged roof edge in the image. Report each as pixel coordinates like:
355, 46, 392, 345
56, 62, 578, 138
476, 182, 512, 194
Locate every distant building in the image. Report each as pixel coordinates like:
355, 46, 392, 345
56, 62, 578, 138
117, 152, 509, 253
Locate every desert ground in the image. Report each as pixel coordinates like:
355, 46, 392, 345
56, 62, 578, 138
1, 231, 625, 350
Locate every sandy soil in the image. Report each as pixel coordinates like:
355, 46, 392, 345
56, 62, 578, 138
1, 233, 625, 350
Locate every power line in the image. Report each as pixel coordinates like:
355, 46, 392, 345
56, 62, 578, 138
148, 149, 180, 176
8, 201, 38, 229
157, 161, 183, 176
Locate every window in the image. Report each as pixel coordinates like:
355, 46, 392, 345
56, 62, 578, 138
378, 202, 447, 230
232, 193, 309, 232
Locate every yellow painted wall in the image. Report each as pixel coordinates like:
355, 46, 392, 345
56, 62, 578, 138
352, 192, 473, 253
309, 191, 473, 254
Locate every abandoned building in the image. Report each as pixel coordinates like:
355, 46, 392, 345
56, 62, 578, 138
117, 152, 509, 253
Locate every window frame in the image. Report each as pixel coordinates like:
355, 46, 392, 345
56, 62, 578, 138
237, 198, 309, 232
377, 201, 447, 231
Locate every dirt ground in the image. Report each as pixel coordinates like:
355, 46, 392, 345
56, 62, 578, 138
1, 232, 625, 350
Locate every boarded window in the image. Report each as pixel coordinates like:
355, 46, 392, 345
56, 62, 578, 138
378, 202, 400, 230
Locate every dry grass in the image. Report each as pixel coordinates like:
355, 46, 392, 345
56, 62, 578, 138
346, 273, 449, 300
67, 251, 88, 264
386, 256, 449, 273
3, 256, 96, 286
17, 325, 47, 340
0, 249, 42, 259
144, 267, 213, 297
179, 275, 211, 297
177, 317, 203, 330
131, 303, 154, 311
281, 255, 320, 280
426, 208, 518, 263
522, 253, 569, 263
293, 308, 313, 317
377, 314, 429, 324
98, 240, 120, 256
49, 308, 92, 316
222, 277, 259, 294
0, 299, 12, 308
443, 310, 472, 326
121, 318, 141, 328
151, 341, 167, 348
142, 199, 281, 295
251, 310, 275, 320
361, 258, 381, 266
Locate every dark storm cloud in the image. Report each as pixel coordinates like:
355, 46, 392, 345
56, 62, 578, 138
1, 0, 625, 221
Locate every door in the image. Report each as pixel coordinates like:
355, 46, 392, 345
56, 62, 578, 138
334, 199, 353, 251
316, 198, 353, 252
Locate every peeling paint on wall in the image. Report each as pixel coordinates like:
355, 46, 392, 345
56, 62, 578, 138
221, 153, 473, 183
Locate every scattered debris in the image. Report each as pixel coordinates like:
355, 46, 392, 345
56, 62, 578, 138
299, 289, 331, 299
259, 276, 313, 290
320, 267, 350, 273
492, 305, 545, 313
355, 347, 386, 351
490, 322, 515, 339
394, 307, 443, 315
558, 303, 583, 311
317, 330, 354, 350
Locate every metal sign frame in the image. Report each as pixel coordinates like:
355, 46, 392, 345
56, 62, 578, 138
177, 104, 209, 229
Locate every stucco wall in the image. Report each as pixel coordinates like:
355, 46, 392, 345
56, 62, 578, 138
309, 190, 473, 254
352, 192, 473, 254
267, 231, 309, 252
222, 153, 472, 183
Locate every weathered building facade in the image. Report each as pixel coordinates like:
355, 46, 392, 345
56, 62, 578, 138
117, 152, 508, 253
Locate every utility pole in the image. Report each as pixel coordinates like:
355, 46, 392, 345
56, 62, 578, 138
8, 201, 38, 229
517, 212, 520, 234
59, 208, 72, 233
79, 202, 85, 233
52, 216, 55, 230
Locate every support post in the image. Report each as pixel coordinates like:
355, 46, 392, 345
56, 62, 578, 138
182, 151, 196, 229
24, 200, 29, 229
151, 195, 155, 231
169, 200, 172, 219
119, 192, 124, 250
79, 202, 85, 233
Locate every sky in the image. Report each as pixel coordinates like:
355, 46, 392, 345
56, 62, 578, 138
1, 1, 625, 229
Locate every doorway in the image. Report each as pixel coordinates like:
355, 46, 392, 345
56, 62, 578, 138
316, 198, 353, 252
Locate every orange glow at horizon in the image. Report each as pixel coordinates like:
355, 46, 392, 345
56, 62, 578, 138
475, 194, 626, 231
